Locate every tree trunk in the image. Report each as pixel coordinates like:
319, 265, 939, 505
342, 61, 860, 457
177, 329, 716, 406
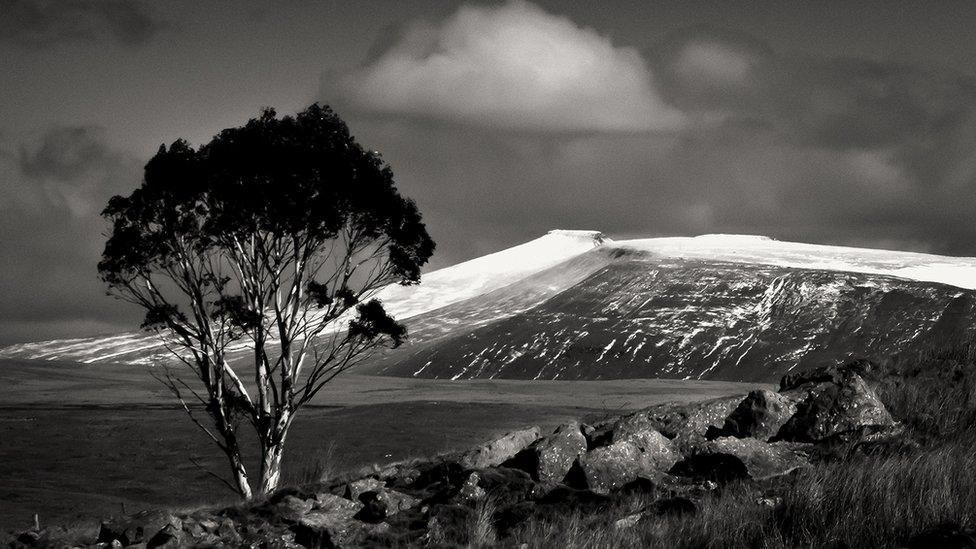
226, 447, 253, 499
258, 413, 291, 495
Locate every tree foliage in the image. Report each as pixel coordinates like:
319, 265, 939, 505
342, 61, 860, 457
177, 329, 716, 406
98, 104, 434, 497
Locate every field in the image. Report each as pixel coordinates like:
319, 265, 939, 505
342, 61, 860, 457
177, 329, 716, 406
0, 358, 759, 532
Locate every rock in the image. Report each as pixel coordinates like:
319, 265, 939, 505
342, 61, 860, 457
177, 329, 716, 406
216, 518, 241, 546
671, 437, 808, 482
777, 369, 895, 442
471, 467, 537, 506
643, 396, 744, 439
613, 513, 643, 529
97, 510, 180, 547
344, 477, 385, 501
272, 494, 315, 522
292, 508, 360, 548
146, 523, 182, 549
722, 389, 800, 440
507, 422, 587, 483
354, 491, 388, 523
458, 472, 486, 501
571, 430, 679, 494
779, 360, 877, 392
375, 488, 419, 516
458, 427, 541, 469
314, 492, 363, 516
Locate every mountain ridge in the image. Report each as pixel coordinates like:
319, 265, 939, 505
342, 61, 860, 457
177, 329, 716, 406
2, 231, 975, 382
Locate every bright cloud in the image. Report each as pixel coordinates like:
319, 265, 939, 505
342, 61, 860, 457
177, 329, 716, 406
332, 1, 684, 132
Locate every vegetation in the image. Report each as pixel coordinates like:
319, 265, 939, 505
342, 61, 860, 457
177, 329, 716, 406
98, 104, 434, 499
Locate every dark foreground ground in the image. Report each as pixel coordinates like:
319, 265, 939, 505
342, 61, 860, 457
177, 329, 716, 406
0, 359, 757, 532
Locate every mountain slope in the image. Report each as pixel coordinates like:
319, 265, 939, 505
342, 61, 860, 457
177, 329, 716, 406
2, 231, 975, 383
364, 251, 976, 381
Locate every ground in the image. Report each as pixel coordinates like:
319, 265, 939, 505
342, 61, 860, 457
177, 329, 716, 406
0, 358, 758, 532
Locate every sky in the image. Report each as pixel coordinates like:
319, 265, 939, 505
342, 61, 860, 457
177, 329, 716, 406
3, 0, 976, 345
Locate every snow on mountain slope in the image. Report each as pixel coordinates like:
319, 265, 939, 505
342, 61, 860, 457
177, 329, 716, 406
372, 229, 606, 320
2, 230, 975, 372
0, 230, 606, 364
615, 234, 976, 290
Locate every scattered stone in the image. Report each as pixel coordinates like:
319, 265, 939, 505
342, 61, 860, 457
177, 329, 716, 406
97, 510, 180, 547
458, 427, 541, 469
722, 389, 800, 440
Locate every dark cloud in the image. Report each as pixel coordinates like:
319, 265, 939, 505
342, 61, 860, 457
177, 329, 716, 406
0, 125, 142, 344
0, 0, 162, 47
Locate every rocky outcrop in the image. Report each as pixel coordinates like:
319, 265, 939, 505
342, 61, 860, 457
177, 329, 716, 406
777, 366, 895, 442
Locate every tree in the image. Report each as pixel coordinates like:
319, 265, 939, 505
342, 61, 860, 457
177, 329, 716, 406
98, 104, 435, 498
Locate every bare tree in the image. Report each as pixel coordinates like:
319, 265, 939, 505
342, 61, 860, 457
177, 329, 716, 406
98, 105, 435, 498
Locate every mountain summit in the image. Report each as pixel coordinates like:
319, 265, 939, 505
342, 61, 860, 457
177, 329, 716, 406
3, 231, 975, 382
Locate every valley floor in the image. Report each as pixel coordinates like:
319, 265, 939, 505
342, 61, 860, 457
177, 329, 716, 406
0, 359, 758, 531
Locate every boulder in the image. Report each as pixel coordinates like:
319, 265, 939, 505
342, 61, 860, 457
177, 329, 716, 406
375, 488, 419, 516
344, 477, 385, 501
97, 510, 181, 547
777, 369, 895, 442
671, 437, 808, 482
640, 396, 744, 441
458, 427, 541, 469
779, 360, 877, 392
354, 491, 388, 523
314, 492, 363, 516
272, 494, 315, 522
146, 522, 182, 549
292, 507, 361, 548
458, 472, 487, 501
722, 389, 800, 440
507, 422, 587, 483
571, 431, 679, 494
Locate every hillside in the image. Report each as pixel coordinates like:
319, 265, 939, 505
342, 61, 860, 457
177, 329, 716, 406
3, 231, 975, 383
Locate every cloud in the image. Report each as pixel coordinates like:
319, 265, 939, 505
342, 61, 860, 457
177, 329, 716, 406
0, 126, 142, 344
0, 0, 162, 47
10, 125, 137, 217
327, 1, 684, 133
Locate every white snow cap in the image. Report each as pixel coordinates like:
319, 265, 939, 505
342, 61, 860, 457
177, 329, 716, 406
613, 233, 976, 290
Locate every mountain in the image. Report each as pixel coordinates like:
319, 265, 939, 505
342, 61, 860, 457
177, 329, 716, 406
3, 231, 975, 383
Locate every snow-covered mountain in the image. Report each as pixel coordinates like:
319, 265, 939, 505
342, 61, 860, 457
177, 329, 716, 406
3, 230, 975, 382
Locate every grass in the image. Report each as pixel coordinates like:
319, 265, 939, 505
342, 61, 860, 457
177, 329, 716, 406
502, 338, 976, 548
